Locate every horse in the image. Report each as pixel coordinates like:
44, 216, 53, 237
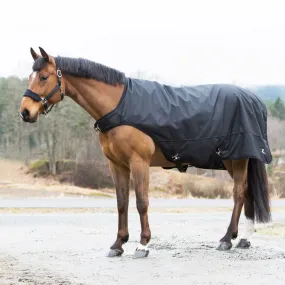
19, 47, 272, 258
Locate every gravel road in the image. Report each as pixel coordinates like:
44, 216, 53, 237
0, 192, 285, 285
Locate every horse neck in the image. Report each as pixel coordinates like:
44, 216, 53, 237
63, 74, 125, 120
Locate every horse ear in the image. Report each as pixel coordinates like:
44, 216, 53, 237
30, 47, 40, 61
39, 47, 50, 62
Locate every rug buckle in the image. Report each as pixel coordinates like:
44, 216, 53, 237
216, 148, 222, 156
172, 153, 180, 161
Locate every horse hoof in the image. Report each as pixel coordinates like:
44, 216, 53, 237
216, 241, 232, 251
134, 244, 149, 258
236, 238, 251, 249
108, 248, 123, 257
134, 249, 149, 258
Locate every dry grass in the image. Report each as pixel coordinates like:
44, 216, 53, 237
147, 167, 233, 199
270, 176, 285, 198
1, 159, 284, 200
0, 159, 115, 197
29, 159, 114, 189
268, 164, 285, 198
182, 175, 233, 198
257, 222, 285, 238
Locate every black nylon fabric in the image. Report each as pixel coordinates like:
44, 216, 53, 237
95, 78, 272, 170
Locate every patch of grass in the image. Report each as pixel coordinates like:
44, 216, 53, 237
29, 160, 48, 170
151, 186, 167, 192
270, 171, 285, 198
29, 160, 49, 176
182, 175, 232, 199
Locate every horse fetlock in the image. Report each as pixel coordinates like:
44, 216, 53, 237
232, 231, 238, 239
120, 233, 129, 243
141, 231, 151, 244
242, 219, 255, 239
111, 234, 128, 251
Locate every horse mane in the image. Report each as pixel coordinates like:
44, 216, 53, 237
32, 56, 126, 86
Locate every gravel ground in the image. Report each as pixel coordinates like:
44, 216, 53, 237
0, 195, 285, 285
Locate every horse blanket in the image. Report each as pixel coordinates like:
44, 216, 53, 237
94, 78, 272, 170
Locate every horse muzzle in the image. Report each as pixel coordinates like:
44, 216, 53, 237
20, 109, 37, 123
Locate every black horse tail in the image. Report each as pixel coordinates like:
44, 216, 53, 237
247, 158, 271, 223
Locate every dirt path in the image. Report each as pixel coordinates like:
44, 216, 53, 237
0, 159, 115, 198
0, 200, 285, 285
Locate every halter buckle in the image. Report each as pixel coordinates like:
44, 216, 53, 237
95, 125, 101, 132
40, 98, 47, 106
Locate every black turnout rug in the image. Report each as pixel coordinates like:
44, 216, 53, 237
94, 78, 272, 170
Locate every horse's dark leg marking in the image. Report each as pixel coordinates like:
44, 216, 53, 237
217, 159, 248, 251
131, 158, 151, 258
108, 162, 130, 257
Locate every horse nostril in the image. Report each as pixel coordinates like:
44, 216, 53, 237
21, 109, 30, 121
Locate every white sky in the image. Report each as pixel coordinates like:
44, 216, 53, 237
1, 0, 285, 85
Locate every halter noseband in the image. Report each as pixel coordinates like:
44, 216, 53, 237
23, 69, 64, 115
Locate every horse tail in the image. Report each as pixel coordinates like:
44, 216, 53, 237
247, 158, 271, 223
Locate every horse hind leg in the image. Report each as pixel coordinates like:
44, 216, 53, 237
217, 159, 248, 251
236, 158, 271, 248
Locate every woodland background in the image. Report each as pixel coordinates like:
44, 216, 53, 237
1, 75, 285, 198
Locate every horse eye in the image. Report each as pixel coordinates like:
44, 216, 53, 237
40, 76, 48, 81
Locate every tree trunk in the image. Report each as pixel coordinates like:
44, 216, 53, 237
44, 132, 57, 175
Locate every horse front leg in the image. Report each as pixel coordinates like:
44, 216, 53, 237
108, 161, 130, 257
217, 159, 248, 250
130, 156, 151, 258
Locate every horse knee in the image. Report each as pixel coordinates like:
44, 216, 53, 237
117, 202, 128, 214
136, 199, 149, 214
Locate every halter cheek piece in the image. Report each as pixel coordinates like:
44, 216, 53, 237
23, 69, 64, 115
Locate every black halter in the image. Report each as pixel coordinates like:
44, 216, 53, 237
23, 69, 64, 115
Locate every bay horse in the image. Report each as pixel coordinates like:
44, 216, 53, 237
19, 47, 271, 258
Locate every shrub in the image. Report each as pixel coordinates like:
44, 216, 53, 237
182, 175, 232, 199
29, 160, 49, 176
273, 176, 285, 198
29, 159, 113, 189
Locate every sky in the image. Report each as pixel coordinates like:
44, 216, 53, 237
1, 0, 285, 85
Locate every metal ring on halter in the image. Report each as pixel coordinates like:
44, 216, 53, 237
57, 69, 62, 78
